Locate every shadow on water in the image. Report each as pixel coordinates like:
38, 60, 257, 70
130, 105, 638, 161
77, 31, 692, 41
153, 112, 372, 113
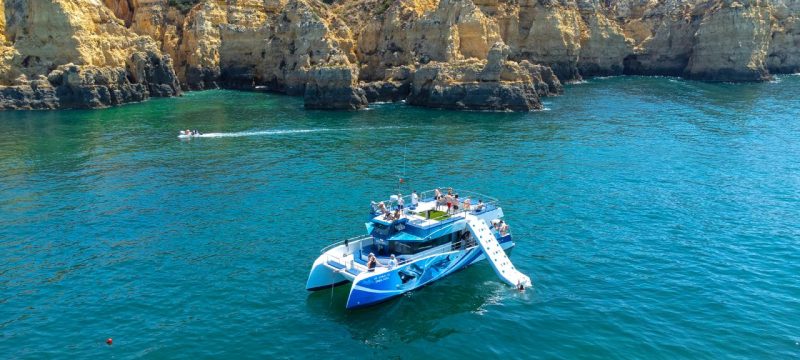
305, 265, 511, 347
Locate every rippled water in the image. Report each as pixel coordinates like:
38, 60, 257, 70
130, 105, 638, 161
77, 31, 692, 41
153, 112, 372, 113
2, 76, 799, 359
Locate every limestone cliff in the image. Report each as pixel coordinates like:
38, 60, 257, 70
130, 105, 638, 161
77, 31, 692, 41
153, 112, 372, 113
0, 0, 180, 109
1, 0, 799, 111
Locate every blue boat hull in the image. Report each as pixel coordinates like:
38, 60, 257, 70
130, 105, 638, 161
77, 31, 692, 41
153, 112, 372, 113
346, 237, 514, 309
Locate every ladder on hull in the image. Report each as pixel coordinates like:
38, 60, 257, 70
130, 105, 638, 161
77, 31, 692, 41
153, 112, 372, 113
465, 214, 532, 288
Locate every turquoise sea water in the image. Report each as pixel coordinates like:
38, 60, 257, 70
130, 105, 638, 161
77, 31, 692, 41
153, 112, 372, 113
2, 76, 799, 359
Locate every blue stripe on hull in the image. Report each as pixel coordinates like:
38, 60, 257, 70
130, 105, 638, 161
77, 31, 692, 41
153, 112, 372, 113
346, 237, 513, 309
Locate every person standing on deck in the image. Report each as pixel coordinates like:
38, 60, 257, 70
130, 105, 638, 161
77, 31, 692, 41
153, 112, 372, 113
367, 253, 378, 271
446, 193, 453, 214
411, 190, 419, 208
397, 194, 404, 210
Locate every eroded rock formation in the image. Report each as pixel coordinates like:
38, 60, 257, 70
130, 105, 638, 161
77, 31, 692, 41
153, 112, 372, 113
0, 0, 180, 109
1, 0, 799, 111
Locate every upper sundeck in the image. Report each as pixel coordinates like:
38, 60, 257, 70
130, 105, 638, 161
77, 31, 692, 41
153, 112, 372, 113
369, 188, 502, 239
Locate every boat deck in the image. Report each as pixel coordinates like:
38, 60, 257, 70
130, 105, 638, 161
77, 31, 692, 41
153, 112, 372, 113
372, 197, 495, 228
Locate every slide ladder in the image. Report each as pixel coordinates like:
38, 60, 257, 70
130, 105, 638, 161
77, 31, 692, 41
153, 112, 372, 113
465, 214, 532, 288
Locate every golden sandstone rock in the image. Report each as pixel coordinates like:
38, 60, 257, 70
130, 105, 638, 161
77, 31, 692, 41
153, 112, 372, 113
0, 0, 798, 110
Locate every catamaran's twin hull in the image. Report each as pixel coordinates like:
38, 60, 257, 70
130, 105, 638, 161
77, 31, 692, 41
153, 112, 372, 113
306, 236, 514, 309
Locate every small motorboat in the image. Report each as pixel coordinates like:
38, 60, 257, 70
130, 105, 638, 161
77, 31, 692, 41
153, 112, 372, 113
177, 129, 203, 139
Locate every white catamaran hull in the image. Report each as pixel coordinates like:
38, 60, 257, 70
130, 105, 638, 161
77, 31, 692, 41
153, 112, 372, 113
306, 236, 514, 309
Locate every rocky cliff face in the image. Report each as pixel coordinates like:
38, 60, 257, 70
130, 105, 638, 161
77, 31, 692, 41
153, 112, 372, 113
1, 0, 799, 111
0, 0, 180, 109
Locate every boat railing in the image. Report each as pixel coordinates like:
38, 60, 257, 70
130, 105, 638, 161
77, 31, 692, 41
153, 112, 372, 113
416, 189, 501, 221
399, 240, 479, 263
372, 188, 501, 219
430, 187, 499, 204
319, 235, 372, 254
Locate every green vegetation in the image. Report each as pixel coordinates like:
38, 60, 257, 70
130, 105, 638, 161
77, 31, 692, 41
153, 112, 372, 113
168, 0, 201, 14
376, 0, 393, 16
426, 210, 450, 221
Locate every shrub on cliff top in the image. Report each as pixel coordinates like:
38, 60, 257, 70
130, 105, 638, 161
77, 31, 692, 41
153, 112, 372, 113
168, 0, 201, 14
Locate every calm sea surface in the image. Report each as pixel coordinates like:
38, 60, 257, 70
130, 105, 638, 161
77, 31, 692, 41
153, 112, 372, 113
1, 76, 799, 359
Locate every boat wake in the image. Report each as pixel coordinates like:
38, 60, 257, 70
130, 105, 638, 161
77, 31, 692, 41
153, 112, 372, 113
178, 126, 410, 139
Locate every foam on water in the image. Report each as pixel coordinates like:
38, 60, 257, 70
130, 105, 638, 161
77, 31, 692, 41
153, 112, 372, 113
180, 125, 410, 139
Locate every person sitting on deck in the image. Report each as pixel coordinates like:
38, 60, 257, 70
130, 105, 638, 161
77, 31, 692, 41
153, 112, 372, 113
498, 220, 509, 236
463, 197, 471, 211
461, 231, 472, 249
392, 208, 402, 220
377, 201, 389, 215
367, 253, 378, 271
387, 254, 398, 269
475, 199, 486, 212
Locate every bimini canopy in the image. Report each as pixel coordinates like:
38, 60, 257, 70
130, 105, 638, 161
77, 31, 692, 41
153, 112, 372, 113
388, 232, 425, 241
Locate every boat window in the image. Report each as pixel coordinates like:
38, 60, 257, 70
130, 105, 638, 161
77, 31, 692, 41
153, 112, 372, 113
388, 230, 463, 255
371, 222, 395, 237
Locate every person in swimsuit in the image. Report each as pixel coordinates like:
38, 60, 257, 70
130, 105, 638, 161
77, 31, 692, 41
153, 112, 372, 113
367, 253, 378, 271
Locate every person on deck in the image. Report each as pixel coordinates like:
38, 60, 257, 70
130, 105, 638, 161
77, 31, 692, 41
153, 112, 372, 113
475, 199, 485, 212
411, 190, 419, 208
446, 194, 453, 214
452, 194, 460, 214
498, 220, 509, 236
377, 201, 389, 215
397, 194, 404, 210
463, 197, 471, 211
367, 253, 378, 271
387, 254, 398, 269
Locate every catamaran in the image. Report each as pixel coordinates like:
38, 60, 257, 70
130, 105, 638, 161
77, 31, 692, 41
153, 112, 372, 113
306, 188, 532, 309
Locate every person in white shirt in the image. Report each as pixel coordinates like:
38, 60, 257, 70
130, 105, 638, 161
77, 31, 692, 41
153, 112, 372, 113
397, 194, 404, 210
387, 254, 398, 269
411, 190, 419, 208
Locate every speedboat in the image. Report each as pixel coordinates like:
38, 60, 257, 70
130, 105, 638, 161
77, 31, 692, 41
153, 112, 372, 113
177, 130, 202, 138
306, 188, 532, 309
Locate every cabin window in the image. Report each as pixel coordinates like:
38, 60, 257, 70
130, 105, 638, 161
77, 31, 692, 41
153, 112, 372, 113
388, 230, 464, 255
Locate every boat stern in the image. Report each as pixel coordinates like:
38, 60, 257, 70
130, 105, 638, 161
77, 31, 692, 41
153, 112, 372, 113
306, 254, 349, 291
